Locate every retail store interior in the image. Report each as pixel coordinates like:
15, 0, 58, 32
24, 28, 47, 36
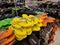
0, 0, 60, 45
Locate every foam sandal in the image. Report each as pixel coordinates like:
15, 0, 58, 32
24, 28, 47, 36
0, 34, 15, 45
0, 29, 13, 40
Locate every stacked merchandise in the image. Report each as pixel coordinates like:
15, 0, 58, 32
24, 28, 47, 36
0, 14, 58, 45
28, 1, 60, 25
0, 29, 15, 45
0, 1, 59, 45
9, 14, 43, 41
0, 18, 15, 45
39, 14, 58, 45
28, 1, 60, 19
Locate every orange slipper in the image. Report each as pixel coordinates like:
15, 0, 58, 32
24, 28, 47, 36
0, 34, 15, 45
8, 40, 16, 45
0, 29, 13, 41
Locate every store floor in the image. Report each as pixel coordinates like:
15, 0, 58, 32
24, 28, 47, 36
49, 28, 60, 45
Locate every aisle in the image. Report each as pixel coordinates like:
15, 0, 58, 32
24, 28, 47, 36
49, 28, 60, 45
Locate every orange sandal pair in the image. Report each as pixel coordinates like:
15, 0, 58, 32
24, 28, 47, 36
0, 29, 13, 41
0, 29, 15, 45
39, 15, 55, 27
0, 34, 15, 45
